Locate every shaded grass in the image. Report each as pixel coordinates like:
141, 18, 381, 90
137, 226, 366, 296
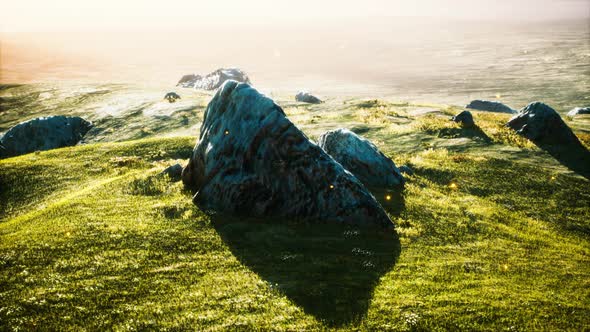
1, 136, 589, 331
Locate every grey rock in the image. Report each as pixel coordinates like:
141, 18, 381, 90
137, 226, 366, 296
567, 107, 590, 117
466, 100, 516, 114
160, 163, 183, 181
177, 68, 251, 90
318, 128, 404, 189
295, 91, 322, 104
182, 80, 393, 228
399, 165, 414, 176
451, 110, 475, 127
177, 74, 199, 86
507, 102, 581, 145
0, 116, 92, 158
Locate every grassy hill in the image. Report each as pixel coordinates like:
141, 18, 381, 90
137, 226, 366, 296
1, 84, 589, 330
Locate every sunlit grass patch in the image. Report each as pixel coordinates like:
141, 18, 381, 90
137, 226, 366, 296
414, 112, 536, 149
126, 174, 172, 196
1, 89, 589, 330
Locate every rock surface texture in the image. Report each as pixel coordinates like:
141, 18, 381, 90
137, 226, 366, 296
318, 129, 404, 189
567, 107, 590, 117
295, 91, 322, 104
466, 100, 516, 114
177, 68, 251, 90
451, 110, 475, 127
0, 116, 92, 158
507, 102, 581, 145
182, 81, 393, 227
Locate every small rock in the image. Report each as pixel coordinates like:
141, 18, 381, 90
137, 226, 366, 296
466, 100, 516, 114
451, 110, 475, 127
318, 128, 404, 189
295, 91, 322, 104
507, 102, 581, 145
177, 68, 251, 90
567, 107, 590, 117
182, 80, 393, 228
160, 163, 183, 181
164, 92, 181, 103
399, 165, 414, 176
0, 116, 93, 158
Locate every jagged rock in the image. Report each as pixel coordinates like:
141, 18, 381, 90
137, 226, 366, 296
399, 165, 414, 176
451, 110, 475, 127
177, 74, 199, 87
160, 163, 183, 181
0, 116, 92, 158
177, 68, 251, 90
295, 91, 322, 104
182, 81, 393, 228
466, 100, 516, 114
507, 102, 581, 145
318, 129, 404, 189
567, 107, 590, 117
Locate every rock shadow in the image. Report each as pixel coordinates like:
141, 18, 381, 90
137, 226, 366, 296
438, 125, 492, 143
211, 216, 401, 326
369, 186, 406, 218
534, 141, 590, 180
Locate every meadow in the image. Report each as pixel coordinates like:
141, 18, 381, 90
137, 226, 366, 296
1, 83, 589, 330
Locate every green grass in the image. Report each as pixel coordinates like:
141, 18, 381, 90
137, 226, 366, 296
1, 134, 589, 331
1, 87, 590, 330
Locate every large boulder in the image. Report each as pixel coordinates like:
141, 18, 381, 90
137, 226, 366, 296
182, 81, 393, 228
507, 102, 581, 145
0, 116, 92, 158
567, 107, 590, 117
318, 129, 404, 189
451, 110, 475, 127
466, 100, 516, 114
177, 68, 251, 90
295, 91, 322, 104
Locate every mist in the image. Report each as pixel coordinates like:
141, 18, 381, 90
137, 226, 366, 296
1, 1, 589, 108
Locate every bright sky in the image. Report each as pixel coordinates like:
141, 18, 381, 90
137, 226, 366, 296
1, 0, 589, 31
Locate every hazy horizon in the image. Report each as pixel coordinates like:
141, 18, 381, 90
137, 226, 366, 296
1, 0, 589, 32
1, 1, 589, 109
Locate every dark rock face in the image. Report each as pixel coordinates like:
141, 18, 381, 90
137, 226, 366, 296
177, 68, 251, 90
164, 92, 181, 103
0, 116, 93, 158
318, 129, 404, 189
466, 100, 516, 114
507, 102, 590, 179
567, 107, 590, 117
182, 81, 393, 228
507, 102, 581, 145
451, 110, 475, 127
295, 91, 322, 104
